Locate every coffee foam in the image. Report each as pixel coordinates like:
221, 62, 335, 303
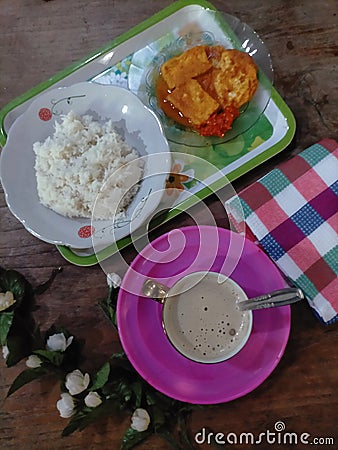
163, 272, 252, 363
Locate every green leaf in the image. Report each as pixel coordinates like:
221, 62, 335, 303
110, 352, 136, 374
176, 409, 197, 450
121, 427, 152, 450
62, 340, 85, 372
150, 403, 166, 430
98, 286, 119, 328
7, 367, 47, 397
0, 269, 26, 303
34, 349, 64, 366
90, 361, 110, 391
130, 381, 143, 408
34, 267, 63, 295
5, 331, 33, 367
0, 311, 14, 345
30, 324, 45, 350
61, 406, 97, 437
116, 379, 133, 404
145, 391, 158, 406
158, 431, 183, 450
62, 401, 115, 437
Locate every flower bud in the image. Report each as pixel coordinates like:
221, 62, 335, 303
2, 345, 9, 360
56, 392, 75, 418
131, 408, 151, 432
107, 273, 121, 288
46, 333, 73, 352
84, 391, 102, 408
26, 354, 42, 368
0, 291, 16, 311
65, 369, 90, 395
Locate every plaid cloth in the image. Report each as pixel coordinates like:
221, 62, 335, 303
225, 139, 338, 324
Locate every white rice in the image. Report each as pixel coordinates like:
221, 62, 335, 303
33, 111, 143, 219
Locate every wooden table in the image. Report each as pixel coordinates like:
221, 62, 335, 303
0, 1, 337, 449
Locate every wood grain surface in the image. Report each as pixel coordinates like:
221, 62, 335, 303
0, 1, 337, 449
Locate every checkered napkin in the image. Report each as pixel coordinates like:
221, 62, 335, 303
225, 139, 338, 324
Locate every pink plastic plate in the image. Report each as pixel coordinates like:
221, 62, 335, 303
117, 226, 291, 404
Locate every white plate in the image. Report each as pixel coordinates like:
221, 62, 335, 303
0, 82, 171, 248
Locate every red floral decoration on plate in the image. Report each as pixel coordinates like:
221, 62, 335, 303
38, 108, 52, 121
78, 225, 95, 239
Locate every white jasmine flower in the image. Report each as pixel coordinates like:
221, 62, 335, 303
0, 291, 16, 311
131, 408, 151, 432
84, 391, 102, 408
65, 369, 90, 395
56, 392, 76, 418
46, 333, 73, 352
26, 354, 42, 368
107, 273, 121, 288
2, 345, 9, 360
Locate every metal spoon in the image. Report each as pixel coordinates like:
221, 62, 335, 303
238, 287, 304, 311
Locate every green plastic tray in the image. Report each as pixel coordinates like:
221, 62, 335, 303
0, 0, 295, 266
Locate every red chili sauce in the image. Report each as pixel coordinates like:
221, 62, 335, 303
197, 106, 239, 137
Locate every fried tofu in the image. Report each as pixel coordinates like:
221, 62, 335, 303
213, 49, 258, 109
166, 79, 219, 126
161, 46, 212, 90
158, 45, 258, 131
